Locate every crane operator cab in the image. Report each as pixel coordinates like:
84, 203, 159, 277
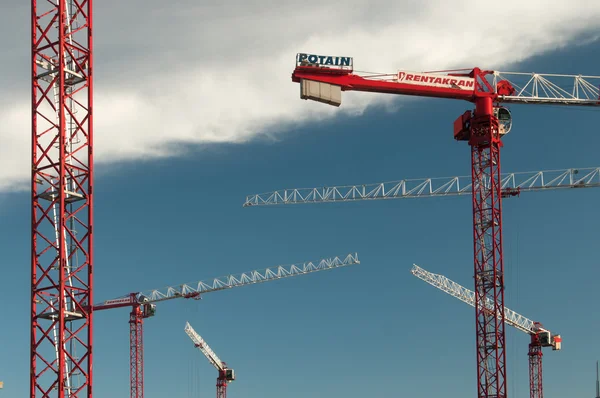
494, 106, 512, 136
225, 368, 235, 382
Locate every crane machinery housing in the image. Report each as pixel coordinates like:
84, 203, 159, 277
185, 322, 234, 398
93, 253, 359, 398
411, 264, 560, 398
244, 52, 600, 398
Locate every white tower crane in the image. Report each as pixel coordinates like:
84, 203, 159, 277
410, 264, 561, 398
185, 322, 234, 398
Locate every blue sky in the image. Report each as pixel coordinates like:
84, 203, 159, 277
2, 3, 600, 397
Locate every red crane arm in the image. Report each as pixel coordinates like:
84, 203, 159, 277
292, 65, 495, 102
291, 53, 600, 108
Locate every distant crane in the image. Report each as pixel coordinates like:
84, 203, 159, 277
243, 52, 600, 398
92, 253, 360, 398
185, 322, 234, 398
411, 264, 561, 398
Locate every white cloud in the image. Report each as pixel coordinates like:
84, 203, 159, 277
1, 0, 599, 191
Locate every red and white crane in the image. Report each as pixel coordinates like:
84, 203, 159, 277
92, 253, 359, 398
185, 322, 234, 398
411, 264, 561, 398
244, 52, 600, 398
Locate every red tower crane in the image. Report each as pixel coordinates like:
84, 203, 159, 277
411, 264, 561, 398
92, 253, 359, 398
31, 0, 93, 396
185, 322, 234, 398
244, 52, 600, 398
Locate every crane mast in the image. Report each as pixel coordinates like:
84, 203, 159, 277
243, 52, 600, 398
411, 264, 561, 398
93, 253, 360, 398
31, 0, 93, 397
185, 322, 234, 398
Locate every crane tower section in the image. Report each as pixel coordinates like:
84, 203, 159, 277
31, 0, 93, 397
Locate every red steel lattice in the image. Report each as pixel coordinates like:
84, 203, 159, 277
130, 306, 144, 398
529, 337, 543, 398
31, 0, 94, 396
469, 111, 506, 398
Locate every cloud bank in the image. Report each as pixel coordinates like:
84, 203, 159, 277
1, 0, 599, 191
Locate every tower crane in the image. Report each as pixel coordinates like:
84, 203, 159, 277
92, 253, 360, 398
244, 52, 600, 398
185, 322, 234, 398
410, 264, 561, 398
